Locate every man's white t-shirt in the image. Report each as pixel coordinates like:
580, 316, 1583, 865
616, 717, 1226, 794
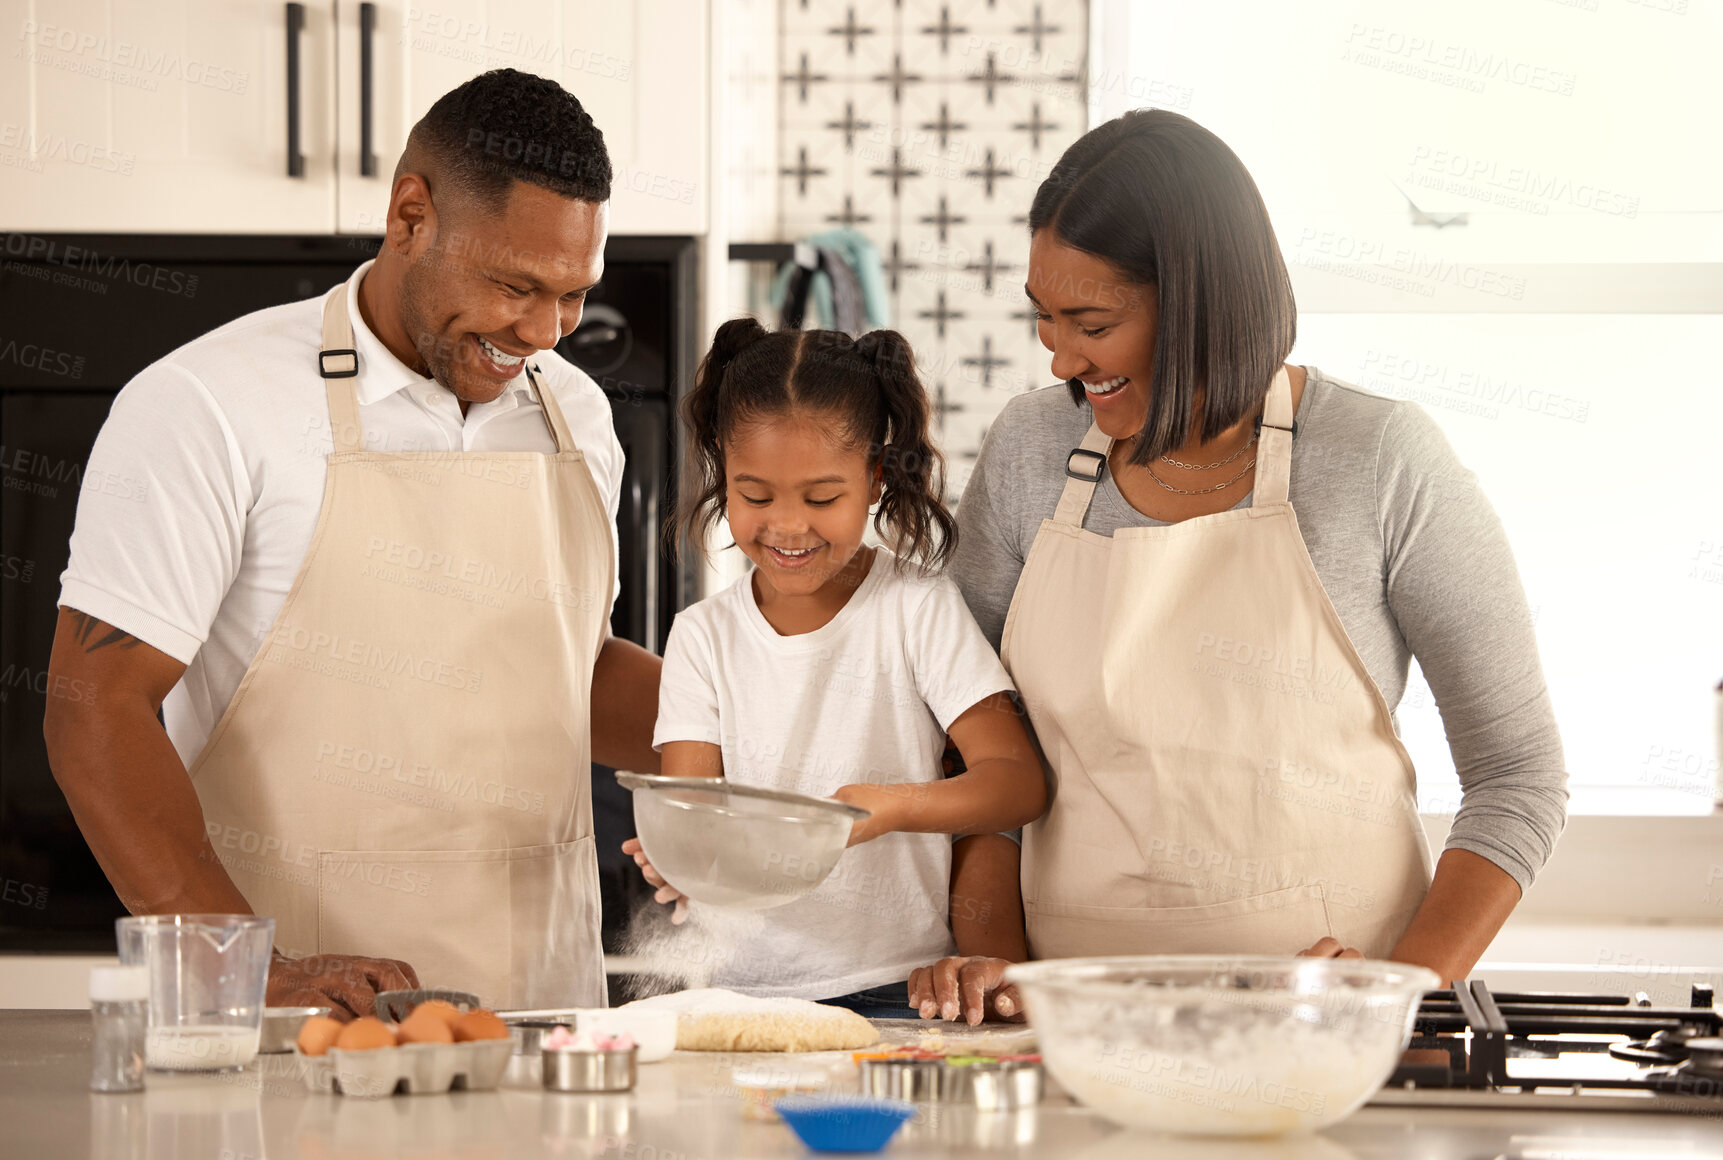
651, 549, 1015, 1001
59, 260, 624, 766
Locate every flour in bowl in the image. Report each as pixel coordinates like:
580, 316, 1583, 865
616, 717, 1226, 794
1044, 1022, 1397, 1136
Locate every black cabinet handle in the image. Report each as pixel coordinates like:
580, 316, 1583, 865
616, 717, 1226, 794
285, 3, 305, 178
360, 3, 377, 177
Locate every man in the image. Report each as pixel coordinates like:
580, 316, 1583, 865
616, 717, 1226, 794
44, 70, 661, 1017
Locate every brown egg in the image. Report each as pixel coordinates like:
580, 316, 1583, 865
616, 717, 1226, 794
412, 999, 463, 1029
334, 1016, 397, 1051
396, 1007, 455, 1045
295, 1014, 344, 1057
451, 1009, 510, 1042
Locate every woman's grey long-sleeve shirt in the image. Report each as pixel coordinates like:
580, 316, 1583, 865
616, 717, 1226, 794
950, 367, 1568, 890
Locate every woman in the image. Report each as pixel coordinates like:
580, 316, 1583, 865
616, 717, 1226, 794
911, 110, 1568, 1024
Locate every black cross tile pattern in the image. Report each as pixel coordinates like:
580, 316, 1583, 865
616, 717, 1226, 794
920, 102, 969, 150
916, 289, 967, 340
825, 101, 875, 150
826, 6, 877, 56
872, 53, 925, 104
931, 382, 966, 435
919, 7, 969, 56
966, 52, 1007, 105
1013, 4, 1061, 55
964, 147, 1013, 199
780, 0, 1088, 503
869, 147, 924, 198
1012, 102, 1059, 151
918, 195, 967, 244
961, 334, 1011, 390
782, 145, 830, 198
881, 239, 923, 295
783, 51, 830, 105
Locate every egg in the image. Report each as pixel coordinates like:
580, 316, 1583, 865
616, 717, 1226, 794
412, 999, 463, 1029
396, 1007, 455, 1045
452, 1009, 510, 1042
334, 1016, 397, 1051
295, 1014, 344, 1057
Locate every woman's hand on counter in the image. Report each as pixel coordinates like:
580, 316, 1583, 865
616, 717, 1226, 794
622, 837, 689, 925
908, 955, 1025, 1027
1296, 937, 1365, 961
267, 951, 418, 1021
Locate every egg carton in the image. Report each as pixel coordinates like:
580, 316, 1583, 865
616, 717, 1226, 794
295, 1039, 515, 1098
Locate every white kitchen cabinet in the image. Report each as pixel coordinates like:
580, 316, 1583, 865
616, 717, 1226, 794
337, 2, 707, 235
1, 0, 707, 236
0, 0, 337, 233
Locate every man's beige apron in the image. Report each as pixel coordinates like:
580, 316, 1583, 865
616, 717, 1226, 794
188, 283, 614, 1008
1002, 369, 1432, 960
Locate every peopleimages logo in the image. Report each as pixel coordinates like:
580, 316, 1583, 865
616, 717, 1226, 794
0, 234, 198, 297
0, 123, 134, 175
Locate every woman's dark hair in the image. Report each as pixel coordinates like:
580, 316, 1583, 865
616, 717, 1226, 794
1028, 109, 1296, 465
674, 319, 956, 573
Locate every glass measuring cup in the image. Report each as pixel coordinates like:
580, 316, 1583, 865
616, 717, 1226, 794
116, 914, 274, 1072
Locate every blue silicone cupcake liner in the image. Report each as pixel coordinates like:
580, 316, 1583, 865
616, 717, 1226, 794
774, 1094, 917, 1153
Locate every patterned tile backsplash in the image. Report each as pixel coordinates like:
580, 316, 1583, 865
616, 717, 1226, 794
778, 0, 1089, 498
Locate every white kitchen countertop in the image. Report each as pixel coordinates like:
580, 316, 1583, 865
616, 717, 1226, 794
6, 1010, 1723, 1158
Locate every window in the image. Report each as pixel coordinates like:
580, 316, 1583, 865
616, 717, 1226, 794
1094, 0, 1722, 815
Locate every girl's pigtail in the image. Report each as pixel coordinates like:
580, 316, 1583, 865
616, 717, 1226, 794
672, 316, 769, 560
856, 329, 957, 573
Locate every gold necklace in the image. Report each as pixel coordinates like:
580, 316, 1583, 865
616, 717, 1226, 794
1160, 433, 1257, 472
1143, 457, 1257, 496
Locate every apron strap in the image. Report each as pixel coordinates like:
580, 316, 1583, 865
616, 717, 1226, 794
317, 280, 578, 456
1253, 367, 1295, 507
1052, 423, 1113, 527
527, 364, 577, 454
318, 282, 365, 454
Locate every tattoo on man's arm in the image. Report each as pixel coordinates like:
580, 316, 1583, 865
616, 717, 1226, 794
69, 611, 141, 653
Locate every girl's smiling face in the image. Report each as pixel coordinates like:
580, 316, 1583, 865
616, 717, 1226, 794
724, 410, 882, 603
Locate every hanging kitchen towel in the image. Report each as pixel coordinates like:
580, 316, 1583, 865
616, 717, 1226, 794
768, 230, 891, 333
810, 229, 889, 330
775, 242, 818, 330
816, 246, 867, 337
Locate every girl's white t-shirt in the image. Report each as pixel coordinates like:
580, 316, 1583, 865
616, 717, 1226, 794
651, 549, 1015, 1000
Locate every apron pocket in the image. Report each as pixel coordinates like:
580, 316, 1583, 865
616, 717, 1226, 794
317, 847, 512, 1004
1026, 884, 1333, 959
317, 839, 605, 1010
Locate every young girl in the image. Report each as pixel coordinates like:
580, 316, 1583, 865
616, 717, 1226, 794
624, 318, 1046, 1016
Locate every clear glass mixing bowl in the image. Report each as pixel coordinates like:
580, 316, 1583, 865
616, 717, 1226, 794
1006, 955, 1440, 1136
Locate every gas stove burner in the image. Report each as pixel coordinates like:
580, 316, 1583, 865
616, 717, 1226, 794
1686, 1037, 1723, 1078
1379, 978, 1723, 1113
1609, 1028, 1694, 1067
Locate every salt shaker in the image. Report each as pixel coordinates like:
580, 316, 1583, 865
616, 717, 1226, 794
89, 964, 148, 1093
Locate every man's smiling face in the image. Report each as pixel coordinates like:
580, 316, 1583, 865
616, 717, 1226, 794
396, 179, 607, 405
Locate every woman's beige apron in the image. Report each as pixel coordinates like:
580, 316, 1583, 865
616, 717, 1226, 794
1002, 369, 1432, 960
188, 283, 614, 1008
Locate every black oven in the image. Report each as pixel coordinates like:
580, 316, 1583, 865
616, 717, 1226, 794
0, 233, 696, 954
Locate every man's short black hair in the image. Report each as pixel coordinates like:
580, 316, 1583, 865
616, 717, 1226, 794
1029, 109, 1297, 466
401, 68, 612, 207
